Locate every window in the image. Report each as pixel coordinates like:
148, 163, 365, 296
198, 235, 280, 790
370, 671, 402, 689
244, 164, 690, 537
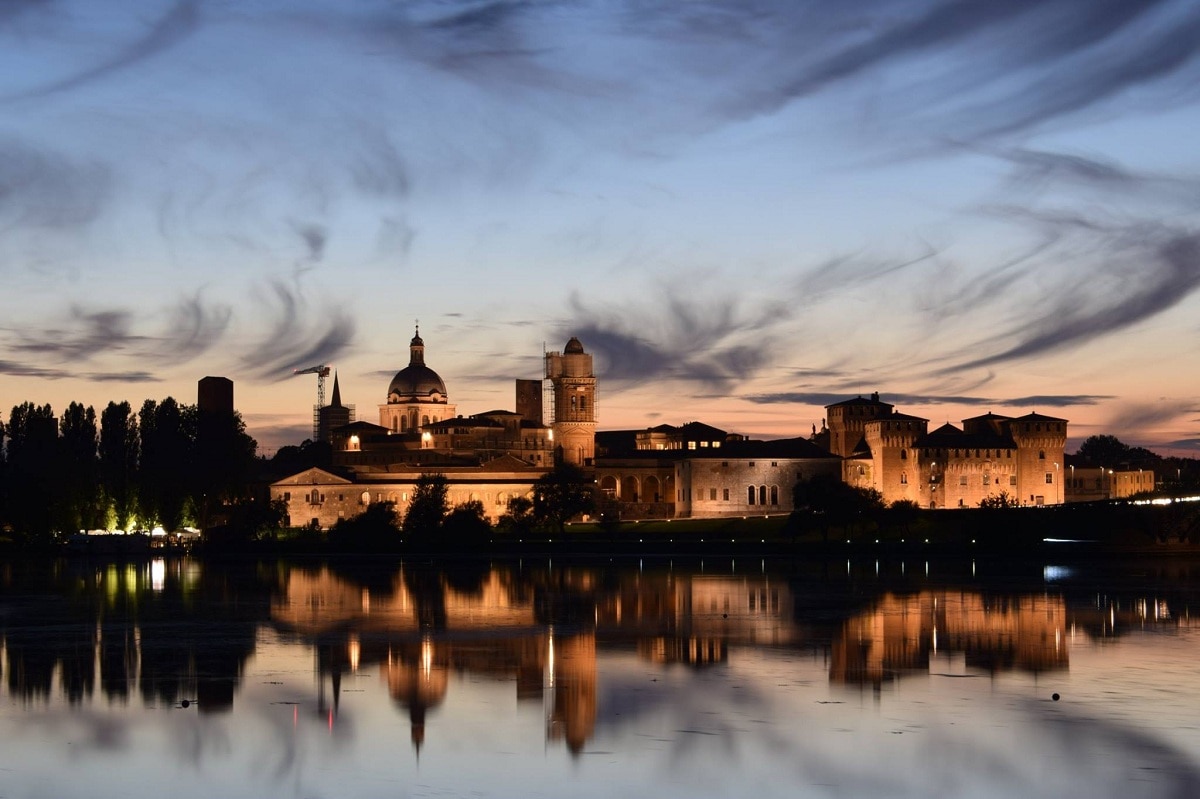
580, 397, 587, 412
748, 461, 755, 467
759, 485, 768, 505
283, 492, 291, 502
1046, 473, 1054, 484
901, 472, 908, 484
900, 449, 907, 460
709, 488, 717, 501
1009, 475, 1017, 486
770, 485, 779, 505
723, 488, 729, 501
701, 441, 709, 447
747, 486, 756, 505
959, 475, 967, 486
688, 441, 697, 450
1039, 450, 1046, 460
983, 473, 990, 486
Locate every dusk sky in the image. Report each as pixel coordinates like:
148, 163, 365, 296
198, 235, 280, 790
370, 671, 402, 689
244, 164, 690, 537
3, 0, 1199, 454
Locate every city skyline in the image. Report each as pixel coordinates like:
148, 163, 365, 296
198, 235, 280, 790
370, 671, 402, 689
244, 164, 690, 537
2, 1, 1199, 454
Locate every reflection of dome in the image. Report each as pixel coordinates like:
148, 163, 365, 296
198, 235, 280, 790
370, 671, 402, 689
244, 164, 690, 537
564, 336, 585, 354
387, 327, 448, 403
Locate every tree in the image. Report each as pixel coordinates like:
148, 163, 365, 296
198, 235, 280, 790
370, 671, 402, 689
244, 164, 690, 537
402, 473, 449, 536
442, 500, 492, 544
980, 491, 1020, 509
3, 403, 58, 540
329, 501, 402, 552
138, 398, 195, 531
533, 463, 595, 532
792, 472, 884, 543
1077, 435, 1131, 467
60, 402, 102, 532
99, 401, 139, 531
496, 495, 535, 536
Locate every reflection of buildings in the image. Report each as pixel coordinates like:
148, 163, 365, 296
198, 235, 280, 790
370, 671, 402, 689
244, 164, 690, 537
270, 565, 802, 753
830, 592, 1070, 687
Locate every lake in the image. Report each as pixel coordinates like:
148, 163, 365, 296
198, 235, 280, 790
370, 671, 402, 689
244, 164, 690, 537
2, 554, 1199, 798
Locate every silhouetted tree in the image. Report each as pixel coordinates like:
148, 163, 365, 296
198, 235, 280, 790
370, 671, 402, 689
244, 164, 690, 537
442, 500, 492, 545
979, 491, 1020, 509
792, 473, 884, 543
4, 403, 58, 540
533, 463, 595, 532
138, 398, 195, 531
402, 473, 449, 537
60, 402, 102, 532
496, 494, 535, 536
99, 401, 139, 531
329, 501, 402, 552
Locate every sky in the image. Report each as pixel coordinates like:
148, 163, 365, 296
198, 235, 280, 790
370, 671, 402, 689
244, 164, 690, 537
2, 0, 1199, 455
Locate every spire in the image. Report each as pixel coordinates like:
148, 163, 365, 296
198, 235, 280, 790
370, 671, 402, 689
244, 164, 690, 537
410, 324, 425, 366
330, 372, 342, 408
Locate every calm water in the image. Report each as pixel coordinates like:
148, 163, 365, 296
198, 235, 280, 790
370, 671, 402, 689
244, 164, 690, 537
2, 555, 1200, 798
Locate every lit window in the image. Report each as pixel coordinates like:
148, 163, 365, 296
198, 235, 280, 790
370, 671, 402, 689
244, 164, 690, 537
901, 473, 908, 485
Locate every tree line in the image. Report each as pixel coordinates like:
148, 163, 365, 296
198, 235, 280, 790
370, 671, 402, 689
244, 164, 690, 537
0, 398, 257, 542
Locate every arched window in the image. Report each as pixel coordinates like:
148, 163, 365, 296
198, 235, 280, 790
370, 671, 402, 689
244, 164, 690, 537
401, 416, 408, 431
580, 396, 587, 412
1038, 450, 1046, 460
758, 485, 767, 505
770, 485, 779, 505
571, 396, 577, 411
391, 416, 398, 432
422, 415, 430, 426
747, 486, 756, 505
900, 472, 908, 485
900, 449, 908, 460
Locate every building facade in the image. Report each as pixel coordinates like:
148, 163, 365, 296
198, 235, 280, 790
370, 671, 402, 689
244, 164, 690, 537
824, 395, 1068, 508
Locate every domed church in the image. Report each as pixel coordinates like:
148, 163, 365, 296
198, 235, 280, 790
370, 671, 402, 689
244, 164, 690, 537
379, 327, 457, 433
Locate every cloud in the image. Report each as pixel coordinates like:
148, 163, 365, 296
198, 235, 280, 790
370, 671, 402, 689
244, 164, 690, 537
0, 138, 110, 231
950, 226, 1200, 371
565, 287, 782, 389
747, 391, 1112, 409
8, 294, 231, 366
239, 279, 356, 380
6, 0, 201, 100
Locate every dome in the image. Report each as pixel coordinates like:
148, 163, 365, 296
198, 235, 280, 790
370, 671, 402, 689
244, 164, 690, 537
387, 364, 447, 402
387, 325, 448, 403
564, 336, 585, 354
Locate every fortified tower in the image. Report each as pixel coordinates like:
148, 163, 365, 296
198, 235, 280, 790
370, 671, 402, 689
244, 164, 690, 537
545, 336, 596, 466
1010, 413, 1068, 505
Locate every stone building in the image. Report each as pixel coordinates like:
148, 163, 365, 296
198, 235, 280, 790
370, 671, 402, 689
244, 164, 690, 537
824, 394, 1068, 508
594, 422, 840, 519
271, 331, 578, 527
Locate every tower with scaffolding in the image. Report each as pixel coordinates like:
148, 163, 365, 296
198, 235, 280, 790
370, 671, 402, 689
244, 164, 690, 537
544, 336, 596, 467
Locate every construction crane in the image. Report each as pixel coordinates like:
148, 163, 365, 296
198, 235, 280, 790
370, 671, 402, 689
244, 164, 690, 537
293, 364, 331, 441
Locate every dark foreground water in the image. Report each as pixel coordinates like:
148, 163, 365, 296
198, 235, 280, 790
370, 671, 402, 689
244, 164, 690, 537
2, 554, 1200, 798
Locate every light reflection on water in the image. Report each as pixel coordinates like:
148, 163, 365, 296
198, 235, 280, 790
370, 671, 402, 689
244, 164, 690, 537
1, 557, 1200, 798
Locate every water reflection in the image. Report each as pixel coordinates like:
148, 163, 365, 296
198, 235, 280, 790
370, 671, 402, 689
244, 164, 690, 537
3, 557, 1200, 797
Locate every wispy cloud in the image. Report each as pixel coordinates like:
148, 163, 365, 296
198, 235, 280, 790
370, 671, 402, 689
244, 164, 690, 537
239, 279, 356, 380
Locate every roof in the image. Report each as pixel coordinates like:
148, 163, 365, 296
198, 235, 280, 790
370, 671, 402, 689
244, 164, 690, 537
424, 416, 504, 431
1014, 412, 1068, 423
678, 421, 729, 440
684, 436, 839, 460
564, 336, 585, 354
826, 395, 893, 408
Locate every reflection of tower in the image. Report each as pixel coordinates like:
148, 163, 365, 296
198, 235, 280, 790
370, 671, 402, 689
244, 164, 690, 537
546, 632, 597, 754
544, 337, 596, 467
316, 373, 355, 443
385, 639, 449, 755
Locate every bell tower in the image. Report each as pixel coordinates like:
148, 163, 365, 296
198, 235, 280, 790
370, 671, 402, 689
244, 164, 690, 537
545, 336, 596, 466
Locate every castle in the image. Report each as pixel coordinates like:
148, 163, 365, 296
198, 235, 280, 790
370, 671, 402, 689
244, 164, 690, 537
271, 332, 1070, 527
